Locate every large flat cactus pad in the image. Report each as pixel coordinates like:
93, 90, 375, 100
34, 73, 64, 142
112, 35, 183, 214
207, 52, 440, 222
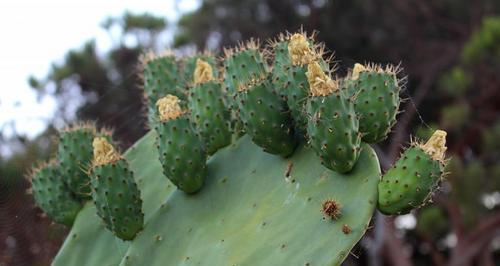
53, 132, 380, 266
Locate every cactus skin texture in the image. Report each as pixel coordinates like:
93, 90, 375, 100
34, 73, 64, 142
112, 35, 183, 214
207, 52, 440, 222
223, 44, 268, 136
57, 125, 96, 200
188, 81, 232, 155
236, 75, 297, 157
155, 95, 207, 193
378, 130, 447, 215
90, 138, 144, 241
30, 161, 82, 226
347, 64, 401, 143
188, 58, 231, 155
141, 53, 185, 126
306, 62, 361, 173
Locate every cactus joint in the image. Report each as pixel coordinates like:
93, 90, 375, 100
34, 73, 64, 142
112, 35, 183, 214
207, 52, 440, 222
193, 59, 214, 84
92, 137, 120, 166
156, 95, 184, 121
420, 130, 447, 162
307, 61, 338, 96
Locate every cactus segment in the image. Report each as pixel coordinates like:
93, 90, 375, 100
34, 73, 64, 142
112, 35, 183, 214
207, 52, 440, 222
30, 161, 82, 226
236, 75, 297, 157
306, 62, 361, 173
346, 63, 401, 143
271, 33, 328, 133
188, 80, 232, 155
140, 52, 185, 126
57, 124, 98, 200
223, 43, 268, 137
155, 95, 207, 193
378, 130, 447, 215
90, 137, 144, 241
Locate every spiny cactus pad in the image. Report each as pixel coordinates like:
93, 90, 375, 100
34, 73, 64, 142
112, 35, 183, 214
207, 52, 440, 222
378, 130, 447, 214
53, 131, 380, 266
188, 81, 232, 155
237, 76, 297, 157
346, 64, 401, 143
30, 161, 81, 226
57, 126, 96, 199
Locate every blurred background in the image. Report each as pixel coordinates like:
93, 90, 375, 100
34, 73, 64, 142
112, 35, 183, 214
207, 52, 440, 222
1, 0, 499, 265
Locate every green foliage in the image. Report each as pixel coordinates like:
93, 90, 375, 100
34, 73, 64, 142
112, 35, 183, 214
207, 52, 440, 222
440, 102, 470, 130
417, 206, 448, 238
439, 66, 471, 97
462, 16, 500, 64
155, 115, 207, 193
30, 162, 82, 226
307, 90, 361, 173
90, 158, 144, 241
378, 146, 443, 215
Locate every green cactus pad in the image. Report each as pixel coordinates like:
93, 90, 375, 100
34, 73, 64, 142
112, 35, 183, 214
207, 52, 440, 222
307, 91, 362, 173
271, 40, 328, 133
119, 136, 379, 266
378, 146, 443, 215
52, 131, 176, 266
236, 76, 297, 157
155, 115, 207, 193
53, 131, 380, 266
223, 46, 268, 137
90, 158, 144, 240
30, 162, 82, 226
188, 81, 232, 155
347, 69, 400, 143
142, 54, 185, 126
57, 127, 96, 199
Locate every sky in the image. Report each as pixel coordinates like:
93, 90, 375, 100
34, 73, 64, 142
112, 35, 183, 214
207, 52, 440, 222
0, 0, 199, 141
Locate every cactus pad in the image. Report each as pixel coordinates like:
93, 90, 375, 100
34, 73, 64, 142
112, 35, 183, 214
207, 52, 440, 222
30, 161, 82, 226
378, 130, 447, 214
236, 76, 297, 157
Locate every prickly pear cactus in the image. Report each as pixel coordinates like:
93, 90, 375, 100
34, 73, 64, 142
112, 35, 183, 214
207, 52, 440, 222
155, 95, 207, 193
140, 52, 185, 126
236, 75, 297, 157
271, 32, 328, 133
346, 63, 401, 143
36, 30, 449, 266
306, 62, 361, 173
89, 138, 144, 240
188, 59, 231, 155
57, 123, 99, 199
29, 160, 82, 226
378, 130, 447, 214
